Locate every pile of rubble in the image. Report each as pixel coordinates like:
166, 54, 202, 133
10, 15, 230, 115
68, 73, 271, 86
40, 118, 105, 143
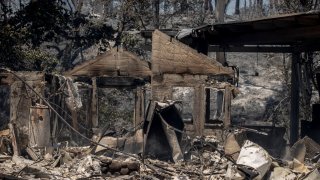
0, 99, 319, 179
1, 129, 320, 179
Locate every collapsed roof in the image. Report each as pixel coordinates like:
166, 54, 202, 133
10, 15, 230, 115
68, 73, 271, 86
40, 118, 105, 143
151, 30, 234, 77
65, 48, 151, 78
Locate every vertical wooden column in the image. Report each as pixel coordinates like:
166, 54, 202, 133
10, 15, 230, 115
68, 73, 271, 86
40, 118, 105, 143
224, 86, 231, 127
134, 86, 146, 128
134, 87, 141, 128
290, 52, 300, 145
197, 84, 205, 136
10, 81, 23, 156
91, 77, 98, 128
86, 88, 93, 134
8, 123, 20, 156
71, 111, 78, 131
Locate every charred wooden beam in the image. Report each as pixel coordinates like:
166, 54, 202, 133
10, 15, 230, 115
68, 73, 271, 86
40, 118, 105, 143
73, 76, 148, 88
91, 77, 98, 128
140, 29, 179, 39
8, 123, 20, 156
96, 77, 147, 88
224, 86, 231, 127
290, 52, 301, 145
208, 45, 320, 53
208, 25, 320, 46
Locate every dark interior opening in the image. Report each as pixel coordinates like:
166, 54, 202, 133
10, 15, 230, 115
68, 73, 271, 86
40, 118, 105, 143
205, 88, 224, 124
0, 85, 10, 130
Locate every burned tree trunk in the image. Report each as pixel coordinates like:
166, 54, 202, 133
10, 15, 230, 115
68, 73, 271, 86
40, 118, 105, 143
153, 0, 160, 29
215, 0, 226, 65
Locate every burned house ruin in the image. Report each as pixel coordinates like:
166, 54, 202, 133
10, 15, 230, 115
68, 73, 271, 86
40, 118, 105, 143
150, 30, 235, 136
2, 10, 320, 179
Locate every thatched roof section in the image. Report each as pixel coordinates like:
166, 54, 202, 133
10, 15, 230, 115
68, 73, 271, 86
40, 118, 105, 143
65, 48, 151, 78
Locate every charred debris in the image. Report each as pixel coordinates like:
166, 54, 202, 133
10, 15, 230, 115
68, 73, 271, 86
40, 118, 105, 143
1, 16, 320, 179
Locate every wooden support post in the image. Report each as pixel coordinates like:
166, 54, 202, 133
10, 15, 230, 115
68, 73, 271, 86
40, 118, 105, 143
8, 123, 20, 156
205, 88, 210, 123
91, 77, 98, 128
71, 111, 78, 131
134, 87, 145, 128
198, 84, 205, 136
224, 86, 231, 127
86, 88, 93, 135
290, 52, 300, 145
51, 94, 61, 144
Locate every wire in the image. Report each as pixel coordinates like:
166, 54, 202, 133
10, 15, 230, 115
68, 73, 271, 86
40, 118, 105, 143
48, 100, 91, 132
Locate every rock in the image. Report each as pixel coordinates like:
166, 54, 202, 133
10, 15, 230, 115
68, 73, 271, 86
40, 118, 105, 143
98, 155, 113, 165
44, 153, 53, 161
101, 166, 109, 173
130, 171, 139, 176
236, 140, 272, 179
95, 137, 125, 153
109, 160, 122, 171
61, 151, 73, 165
120, 168, 130, 175
123, 158, 139, 171
126, 161, 140, 171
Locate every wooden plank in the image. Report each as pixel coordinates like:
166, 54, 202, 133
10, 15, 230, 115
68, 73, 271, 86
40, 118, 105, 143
0, 129, 10, 137
86, 88, 93, 135
8, 123, 20, 156
199, 84, 205, 136
26, 147, 39, 161
134, 87, 142, 128
224, 85, 231, 127
193, 85, 202, 136
51, 76, 59, 143
96, 76, 146, 87
208, 45, 320, 53
290, 52, 301, 145
29, 105, 51, 147
91, 77, 98, 128
210, 25, 320, 46
71, 110, 79, 131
